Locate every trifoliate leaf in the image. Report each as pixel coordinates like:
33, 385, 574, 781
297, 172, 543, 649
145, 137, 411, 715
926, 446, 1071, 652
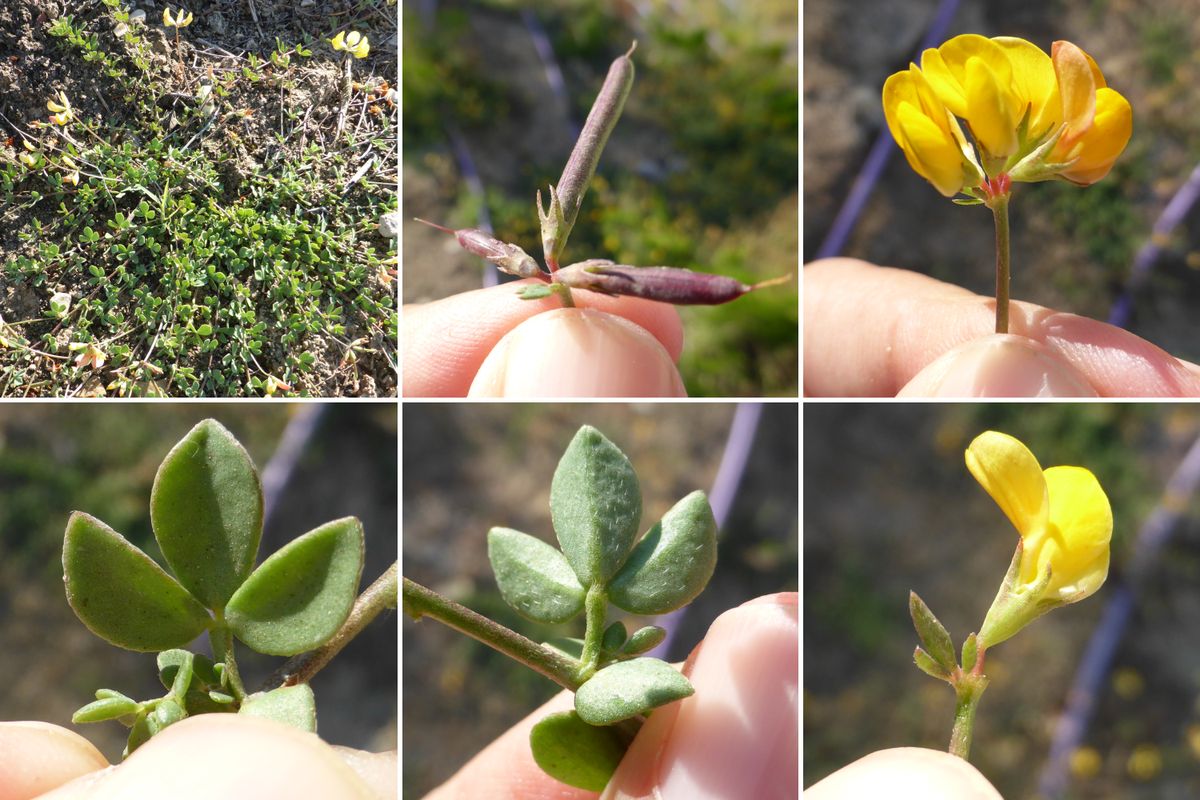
150, 419, 264, 609
530, 711, 626, 792
607, 491, 717, 615
238, 684, 317, 732
550, 426, 642, 586
488, 527, 585, 623
574, 657, 694, 726
225, 517, 364, 656
63, 512, 210, 652
909, 591, 957, 673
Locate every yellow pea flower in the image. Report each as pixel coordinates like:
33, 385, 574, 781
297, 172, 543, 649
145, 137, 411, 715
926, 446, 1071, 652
163, 8, 194, 28
330, 30, 369, 60
47, 92, 74, 125
966, 430, 1111, 648
882, 34, 1131, 198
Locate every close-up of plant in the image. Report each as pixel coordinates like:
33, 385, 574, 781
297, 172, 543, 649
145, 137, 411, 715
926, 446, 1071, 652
403, 424, 718, 791
0, 0, 397, 396
61, 418, 397, 757
882, 34, 1132, 334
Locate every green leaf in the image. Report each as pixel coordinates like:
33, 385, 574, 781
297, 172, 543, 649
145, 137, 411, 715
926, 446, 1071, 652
574, 658, 694, 726
151, 698, 185, 732
150, 419, 264, 609
909, 591, 957, 672
225, 517, 364, 656
530, 711, 626, 792
488, 527, 585, 623
542, 637, 585, 660
962, 633, 979, 673
156, 650, 194, 699
73, 695, 141, 724
124, 712, 151, 757
63, 512, 210, 652
518, 285, 554, 300
913, 646, 952, 681
607, 491, 717, 615
550, 426, 642, 586
238, 684, 317, 732
622, 625, 666, 656
601, 621, 627, 652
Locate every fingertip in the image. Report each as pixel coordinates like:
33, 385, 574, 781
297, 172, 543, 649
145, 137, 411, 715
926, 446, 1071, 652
897, 334, 1099, 397
806, 747, 1002, 799
0, 722, 108, 800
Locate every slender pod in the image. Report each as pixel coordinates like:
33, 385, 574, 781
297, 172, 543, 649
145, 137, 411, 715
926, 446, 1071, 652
539, 43, 637, 269
555, 261, 790, 305
414, 218, 545, 279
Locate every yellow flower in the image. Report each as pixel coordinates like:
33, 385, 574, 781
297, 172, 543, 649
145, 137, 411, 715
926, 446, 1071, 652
330, 30, 369, 60
163, 7, 193, 28
47, 92, 74, 125
882, 34, 1131, 197
966, 430, 1111, 647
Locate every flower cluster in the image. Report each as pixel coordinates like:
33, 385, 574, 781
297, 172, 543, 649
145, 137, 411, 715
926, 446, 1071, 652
47, 92, 74, 125
883, 35, 1132, 198
331, 30, 369, 60
162, 7, 193, 28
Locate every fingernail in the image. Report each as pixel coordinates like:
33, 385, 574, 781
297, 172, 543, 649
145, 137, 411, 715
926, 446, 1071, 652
898, 334, 1097, 397
467, 308, 686, 397
605, 596, 798, 800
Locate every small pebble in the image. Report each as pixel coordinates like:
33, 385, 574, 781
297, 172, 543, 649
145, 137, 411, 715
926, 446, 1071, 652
378, 212, 400, 239
129, 8, 146, 23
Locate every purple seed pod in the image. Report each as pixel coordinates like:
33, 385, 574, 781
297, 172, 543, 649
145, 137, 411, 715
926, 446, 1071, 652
555, 261, 790, 305
414, 218, 544, 279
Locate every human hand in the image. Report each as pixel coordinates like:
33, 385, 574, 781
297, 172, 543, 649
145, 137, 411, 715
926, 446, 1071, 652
0, 715, 395, 800
805, 747, 1002, 800
423, 593, 797, 800
403, 280, 685, 397
804, 258, 1200, 397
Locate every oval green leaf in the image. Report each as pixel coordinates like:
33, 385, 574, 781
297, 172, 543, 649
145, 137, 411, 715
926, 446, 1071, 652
574, 657, 694, 726
73, 695, 141, 724
607, 491, 717, 615
63, 512, 211, 652
530, 710, 626, 792
488, 527, 585, 623
601, 621, 627, 652
150, 419, 264, 609
238, 684, 317, 733
225, 517, 364, 656
550, 426, 642, 586
622, 625, 666, 656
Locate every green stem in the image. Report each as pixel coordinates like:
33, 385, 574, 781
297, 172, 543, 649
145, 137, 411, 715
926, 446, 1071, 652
265, 562, 398, 691
402, 576, 582, 691
991, 194, 1011, 334
948, 673, 989, 760
210, 618, 247, 704
577, 584, 608, 680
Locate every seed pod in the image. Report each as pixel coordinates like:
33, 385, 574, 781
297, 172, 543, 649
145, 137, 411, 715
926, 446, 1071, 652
414, 218, 543, 279
555, 261, 790, 306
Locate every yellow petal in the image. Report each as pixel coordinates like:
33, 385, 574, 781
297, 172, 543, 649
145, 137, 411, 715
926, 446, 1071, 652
893, 101, 966, 196
1058, 87, 1132, 185
163, 8, 173, 26
922, 34, 1015, 118
993, 36, 1060, 136
1035, 466, 1112, 599
1052, 40, 1097, 143
965, 56, 1017, 157
965, 431, 1048, 539
331, 31, 346, 51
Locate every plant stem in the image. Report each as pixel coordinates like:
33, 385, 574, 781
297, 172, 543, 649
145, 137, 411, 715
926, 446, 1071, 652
210, 619, 247, 704
949, 673, 989, 760
991, 194, 1011, 334
577, 584, 608, 680
265, 562, 399, 690
402, 576, 583, 691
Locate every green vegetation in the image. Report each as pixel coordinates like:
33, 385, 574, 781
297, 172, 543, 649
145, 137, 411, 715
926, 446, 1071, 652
1, 0, 396, 396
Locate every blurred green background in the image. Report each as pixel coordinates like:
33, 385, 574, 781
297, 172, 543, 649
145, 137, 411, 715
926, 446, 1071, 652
402, 402, 797, 795
0, 404, 397, 762
805, 403, 1200, 798
805, 0, 1200, 362
403, 0, 798, 396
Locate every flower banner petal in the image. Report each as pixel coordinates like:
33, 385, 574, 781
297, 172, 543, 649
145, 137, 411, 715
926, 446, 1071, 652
965, 431, 1048, 539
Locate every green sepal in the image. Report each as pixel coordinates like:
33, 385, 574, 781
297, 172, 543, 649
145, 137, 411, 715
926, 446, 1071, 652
574, 657, 694, 726
913, 646, 952, 682
238, 684, 317, 733
488, 527, 585, 623
962, 633, 979, 673
550, 426, 642, 586
518, 285, 555, 300
225, 517, 365, 656
608, 491, 717, 615
621, 625, 666, 656
601, 621, 627, 652
150, 419, 264, 609
73, 694, 141, 724
909, 591, 957, 673
530, 710, 626, 792
63, 512, 211, 652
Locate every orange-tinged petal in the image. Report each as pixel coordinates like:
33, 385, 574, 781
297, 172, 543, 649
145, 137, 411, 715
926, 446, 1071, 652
993, 36, 1060, 135
965, 431, 1048, 540
1053, 40, 1097, 143
1058, 87, 1132, 185
1034, 465, 1112, 598
965, 56, 1018, 157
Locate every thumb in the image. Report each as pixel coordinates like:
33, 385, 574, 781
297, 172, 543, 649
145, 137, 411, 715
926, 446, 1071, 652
897, 334, 1098, 397
468, 308, 686, 397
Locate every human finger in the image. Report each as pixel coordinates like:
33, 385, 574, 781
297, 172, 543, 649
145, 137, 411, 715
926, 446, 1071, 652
0, 722, 108, 800
805, 747, 1002, 800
